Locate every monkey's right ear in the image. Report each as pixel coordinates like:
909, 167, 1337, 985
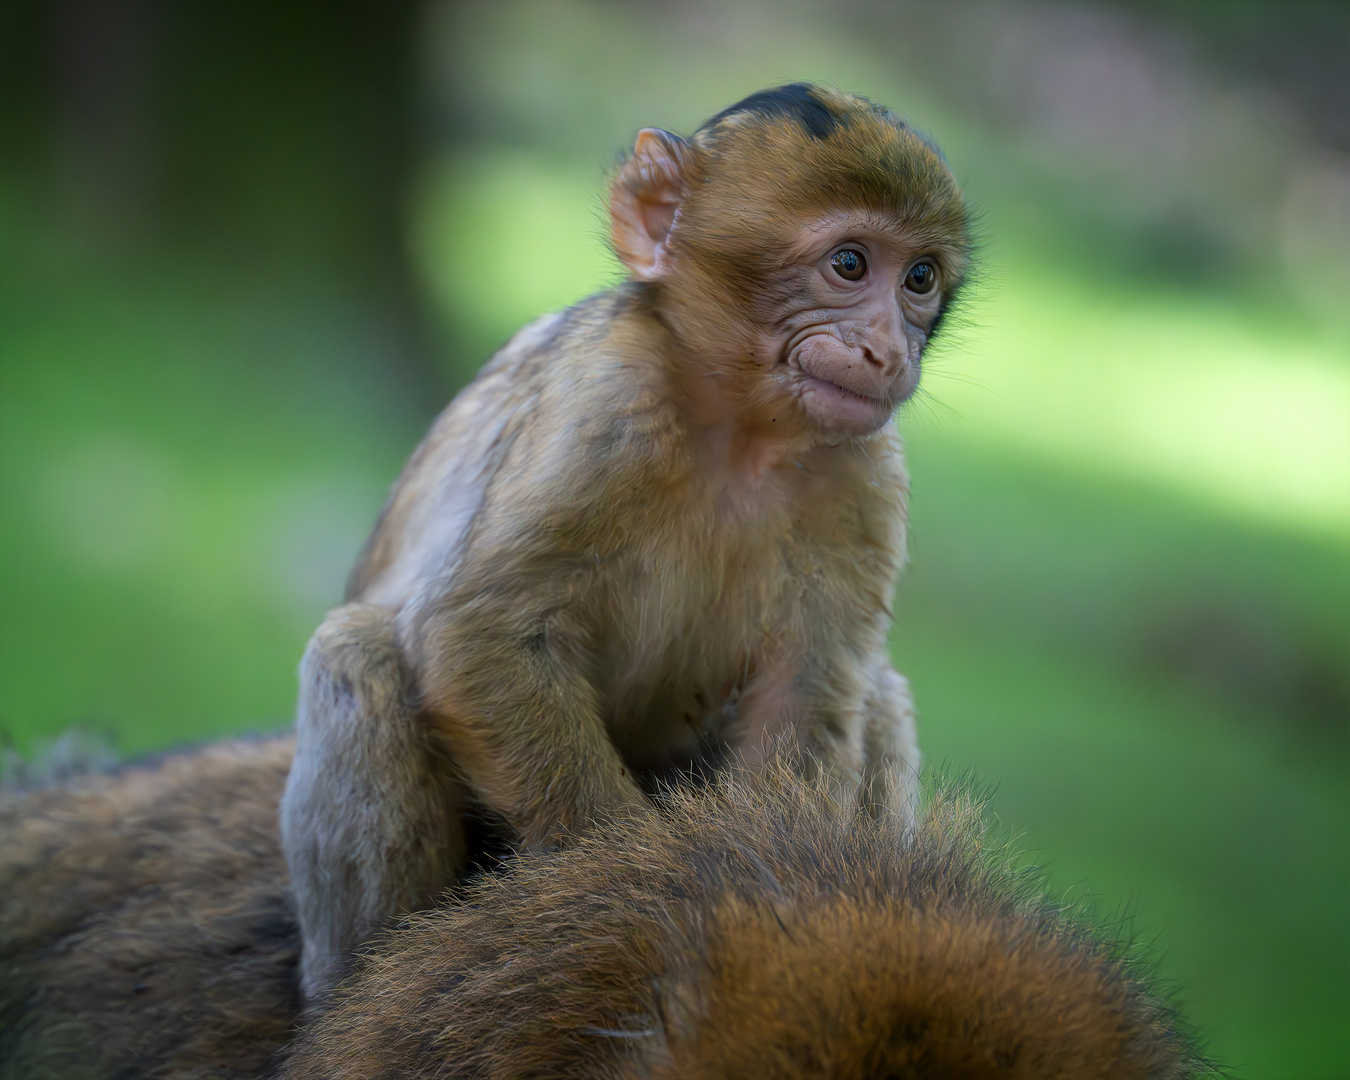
610, 129, 689, 281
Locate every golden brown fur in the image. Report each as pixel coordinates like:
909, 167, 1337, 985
283, 754, 1210, 1080
1, 737, 1210, 1079
0, 738, 299, 1080
282, 83, 968, 997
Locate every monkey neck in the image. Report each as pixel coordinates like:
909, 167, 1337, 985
658, 351, 809, 480
702, 420, 804, 485
671, 372, 854, 491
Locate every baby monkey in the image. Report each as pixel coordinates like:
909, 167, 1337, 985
281, 83, 972, 998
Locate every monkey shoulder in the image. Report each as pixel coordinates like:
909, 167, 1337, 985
366, 293, 682, 609
503, 290, 689, 492
346, 308, 583, 604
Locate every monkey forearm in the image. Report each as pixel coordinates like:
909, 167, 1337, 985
730, 656, 866, 770
423, 644, 646, 845
432, 711, 647, 847
860, 661, 920, 820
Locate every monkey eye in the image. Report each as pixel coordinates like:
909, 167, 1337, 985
830, 248, 867, 281
905, 261, 938, 295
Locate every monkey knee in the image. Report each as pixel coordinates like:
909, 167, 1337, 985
304, 601, 405, 684
286, 601, 465, 990
298, 603, 411, 734
873, 663, 913, 706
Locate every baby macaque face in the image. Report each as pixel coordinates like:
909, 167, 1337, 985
608, 86, 969, 442
764, 214, 949, 436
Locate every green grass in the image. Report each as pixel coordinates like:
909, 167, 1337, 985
0, 223, 417, 754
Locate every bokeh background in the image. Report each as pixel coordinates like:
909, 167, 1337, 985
2, 1, 1347, 1073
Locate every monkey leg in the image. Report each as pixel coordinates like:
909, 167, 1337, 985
281, 603, 469, 1002
859, 660, 921, 823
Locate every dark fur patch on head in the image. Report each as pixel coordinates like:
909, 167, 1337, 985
704, 82, 843, 140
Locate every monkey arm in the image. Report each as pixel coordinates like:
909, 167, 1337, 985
378, 330, 674, 848
345, 311, 567, 608
731, 652, 868, 803
728, 657, 811, 769
411, 582, 649, 848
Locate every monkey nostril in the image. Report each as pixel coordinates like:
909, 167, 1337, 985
861, 342, 905, 377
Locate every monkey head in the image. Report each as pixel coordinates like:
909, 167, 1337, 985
610, 83, 971, 441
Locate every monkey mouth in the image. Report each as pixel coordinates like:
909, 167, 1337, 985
797, 374, 895, 432
802, 375, 885, 407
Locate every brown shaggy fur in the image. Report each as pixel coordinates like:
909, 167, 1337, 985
282, 759, 1209, 1080
0, 737, 300, 1080
1, 738, 1210, 1079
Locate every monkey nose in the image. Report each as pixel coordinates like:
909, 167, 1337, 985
861, 341, 908, 380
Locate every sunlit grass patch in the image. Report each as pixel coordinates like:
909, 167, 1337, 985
924, 281, 1350, 539
412, 150, 621, 364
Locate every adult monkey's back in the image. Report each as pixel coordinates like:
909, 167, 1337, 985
2, 738, 1207, 1078
284, 760, 1207, 1080
281, 83, 973, 998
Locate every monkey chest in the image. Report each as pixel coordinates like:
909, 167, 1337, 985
598, 455, 903, 764
598, 529, 823, 764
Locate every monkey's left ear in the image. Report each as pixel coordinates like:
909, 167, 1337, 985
610, 129, 689, 281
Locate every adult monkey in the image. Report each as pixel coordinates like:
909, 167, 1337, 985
2, 739, 1206, 1079
282, 83, 972, 998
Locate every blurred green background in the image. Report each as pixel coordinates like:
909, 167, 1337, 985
2, 1, 1347, 1073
